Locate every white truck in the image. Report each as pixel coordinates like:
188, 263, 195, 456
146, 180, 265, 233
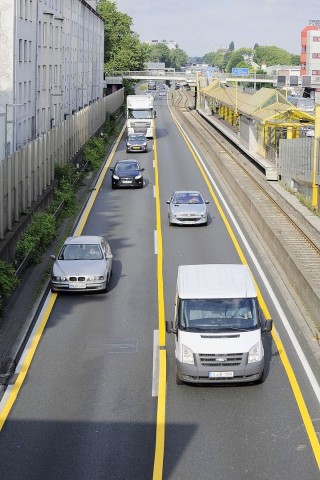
126, 95, 156, 138
166, 264, 272, 385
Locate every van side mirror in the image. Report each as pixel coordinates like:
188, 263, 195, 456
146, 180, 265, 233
262, 319, 273, 333
205, 201, 209, 204
154, 111, 157, 118
166, 321, 177, 334
166, 200, 170, 204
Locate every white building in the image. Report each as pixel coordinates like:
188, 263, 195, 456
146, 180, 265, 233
145, 39, 178, 50
0, 0, 104, 160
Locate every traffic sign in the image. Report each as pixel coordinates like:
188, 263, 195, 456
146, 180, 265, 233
232, 67, 249, 76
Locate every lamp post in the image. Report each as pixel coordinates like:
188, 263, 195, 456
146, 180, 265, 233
312, 104, 320, 210
5, 103, 23, 157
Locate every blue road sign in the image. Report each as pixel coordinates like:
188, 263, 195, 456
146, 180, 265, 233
232, 67, 249, 76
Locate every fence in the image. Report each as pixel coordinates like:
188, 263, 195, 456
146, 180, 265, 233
278, 137, 320, 199
0, 88, 124, 240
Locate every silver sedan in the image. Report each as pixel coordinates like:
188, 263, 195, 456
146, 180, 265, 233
166, 191, 209, 226
50, 235, 113, 293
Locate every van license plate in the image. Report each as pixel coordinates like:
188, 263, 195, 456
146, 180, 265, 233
209, 371, 234, 378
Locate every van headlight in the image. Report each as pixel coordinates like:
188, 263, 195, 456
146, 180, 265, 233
112, 174, 119, 180
182, 344, 195, 364
135, 174, 142, 180
248, 342, 262, 363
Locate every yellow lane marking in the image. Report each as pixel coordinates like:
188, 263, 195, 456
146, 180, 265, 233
170, 110, 320, 470
0, 126, 125, 431
0, 294, 57, 430
153, 128, 167, 480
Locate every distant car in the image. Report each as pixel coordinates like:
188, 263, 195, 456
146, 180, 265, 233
110, 159, 145, 189
159, 90, 166, 97
166, 190, 209, 226
50, 235, 113, 293
126, 133, 148, 153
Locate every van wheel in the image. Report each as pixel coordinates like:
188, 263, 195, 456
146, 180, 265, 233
176, 370, 184, 385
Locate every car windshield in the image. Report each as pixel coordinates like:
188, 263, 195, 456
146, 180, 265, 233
59, 244, 103, 260
128, 135, 145, 141
115, 162, 139, 173
128, 109, 152, 119
173, 193, 203, 204
179, 298, 259, 332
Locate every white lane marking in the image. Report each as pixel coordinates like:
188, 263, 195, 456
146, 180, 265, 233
152, 330, 159, 397
176, 118, 320, 405
153, 160, 155, 168
153, 185, 156, 198
154, 230, 158, 255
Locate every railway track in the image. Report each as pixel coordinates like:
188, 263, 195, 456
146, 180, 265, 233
172, 89, 320, 332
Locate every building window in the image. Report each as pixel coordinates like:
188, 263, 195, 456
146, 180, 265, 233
20, 0, 24, 18
312, 36, 320, 42
312, 70, 320, 75
19, 39, 23, 61
312, 53, 320, 58
42, 65, 47, 89
24, 40, 27, 62
29, 41, 32, 61
43, 22, 47, 46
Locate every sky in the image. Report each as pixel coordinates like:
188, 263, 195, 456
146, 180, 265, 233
113, 0, 320, 57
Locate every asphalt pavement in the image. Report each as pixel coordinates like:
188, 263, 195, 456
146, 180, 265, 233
1, 113, 320, 397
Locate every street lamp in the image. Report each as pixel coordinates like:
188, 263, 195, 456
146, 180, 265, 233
5, 103, 23, 157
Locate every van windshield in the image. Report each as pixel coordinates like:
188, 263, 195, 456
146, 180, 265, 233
179, 298, 259, 332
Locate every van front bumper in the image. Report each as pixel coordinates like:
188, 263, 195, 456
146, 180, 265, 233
176, 358, 264, 384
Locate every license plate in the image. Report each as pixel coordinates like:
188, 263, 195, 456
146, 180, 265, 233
132, 146, 141, 150
209, 371, 234, 378
122, 180, 132, 184
69, 283, 86, 289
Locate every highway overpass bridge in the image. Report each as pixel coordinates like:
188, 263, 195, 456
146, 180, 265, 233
105, 71, 277, 87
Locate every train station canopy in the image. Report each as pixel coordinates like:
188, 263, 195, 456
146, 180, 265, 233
201, 80, 315, 124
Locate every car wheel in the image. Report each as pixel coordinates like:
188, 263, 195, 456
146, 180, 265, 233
176, 370, 184, 385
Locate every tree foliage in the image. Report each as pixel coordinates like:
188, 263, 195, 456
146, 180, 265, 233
225, 48, 254, 72
97, 0, 148, 73
253, 46, 299, 66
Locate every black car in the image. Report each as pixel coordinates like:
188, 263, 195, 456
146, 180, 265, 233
110, 160, 145, 189
126, 133, 148, 153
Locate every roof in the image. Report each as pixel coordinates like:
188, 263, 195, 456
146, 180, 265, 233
201, 81, 315, 123
65, 236, 104, 244
177, 264, 257, 299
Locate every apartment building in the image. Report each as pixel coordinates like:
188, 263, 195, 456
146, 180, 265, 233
0, 0, 104, 160
300, 21, 320, 83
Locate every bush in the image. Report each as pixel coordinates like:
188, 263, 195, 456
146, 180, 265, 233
0, 260, 20, 302
16, 212, 56, 264
83, 137, 105, 170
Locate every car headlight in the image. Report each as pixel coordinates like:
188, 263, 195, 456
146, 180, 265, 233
52, 276, 67, 281
182, 344, 195, 364
127, 142, 132, 147
248, 342, 262, 363
94, 276, 105, 281
112, 174, 119, 180
135, 174, 142, 180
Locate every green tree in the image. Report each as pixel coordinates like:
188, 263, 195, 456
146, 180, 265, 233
225, 48, 254, 72
253, 46, 295, 66
169, 48, 188, 69
97, 0, 148, 73
146, 43, 171, 64
229, 41, 235, 51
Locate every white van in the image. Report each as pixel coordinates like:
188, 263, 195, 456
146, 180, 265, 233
166, 264, 272, 385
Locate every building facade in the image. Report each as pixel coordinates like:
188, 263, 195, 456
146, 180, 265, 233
0, 0, 104, 160
300, 21, 320, 82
